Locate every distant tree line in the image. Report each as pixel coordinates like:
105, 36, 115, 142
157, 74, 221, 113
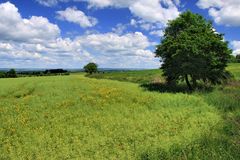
229, 54, 240, 63
19, 69, 69, 77
0, 69, 70, 78
43, 69, 68, 74
0, 69, 17, 78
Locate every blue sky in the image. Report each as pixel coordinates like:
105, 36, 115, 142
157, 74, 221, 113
0, 0, 240, 68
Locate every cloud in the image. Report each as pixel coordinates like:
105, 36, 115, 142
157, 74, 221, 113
37, 0, 180, 25
231, 41, 240, 56
0, 43, 13, 51
56, 7, 98, 28
0, 2, 60, 43
0, 2, 159, 68
0, 42, 54, 66
36, 0, 58, 6
196, 0, 240, 26
37, 0, 179, 40
129, 19, 165, 37
112, 23, 127, 35
129, 0, 179, 23
0, 2, 93, 67
36, 0, 69, 7
75, 32, 158, 68
77, 32, 153, 57
81, 0, 180, 24
150, 30, 164, 37
1, 31, 157, 68
78, 0, 134, 8
130, 19, 137, 27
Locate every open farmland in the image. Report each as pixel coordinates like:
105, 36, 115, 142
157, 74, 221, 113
0, 64, 240, 159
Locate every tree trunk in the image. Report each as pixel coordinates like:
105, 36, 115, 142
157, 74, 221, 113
192, 76, 197, 89
185, 74, 192, 90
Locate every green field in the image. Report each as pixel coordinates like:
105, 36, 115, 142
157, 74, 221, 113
1, 64, 240, 159
87, 69, 164, 84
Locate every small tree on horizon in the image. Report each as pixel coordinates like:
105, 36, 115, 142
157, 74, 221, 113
156, 11, 232, 90
7, 69, 17, 78
84, 63, 98, 74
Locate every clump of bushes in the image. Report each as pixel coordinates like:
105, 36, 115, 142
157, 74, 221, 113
0, 72, 6, 78
0, 69, 17, 78
43, 69, 68, 74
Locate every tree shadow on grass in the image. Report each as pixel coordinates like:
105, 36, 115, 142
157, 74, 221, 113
139, 80, 240, 160
140, 82, 213, 94
140, 110, 240, 160
140, 134, 240, 160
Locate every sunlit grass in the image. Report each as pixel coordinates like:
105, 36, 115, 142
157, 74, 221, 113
87, 69, 164, 84
0, 63, 240, 159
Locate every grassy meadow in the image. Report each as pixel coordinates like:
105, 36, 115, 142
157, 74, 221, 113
87, 69, 164, 84
1, 63, 240, 159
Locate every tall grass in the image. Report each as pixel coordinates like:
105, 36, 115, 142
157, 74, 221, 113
0, 63, 240, 159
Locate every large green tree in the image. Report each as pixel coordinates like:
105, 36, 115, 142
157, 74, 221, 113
84, 63, 98, 74
156, 11, 232, 90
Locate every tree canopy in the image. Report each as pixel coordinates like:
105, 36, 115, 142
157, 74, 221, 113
7, 69, 17, 78
236, 55, 240, 63
156, 11, 232, 90
84, 63, 98, 74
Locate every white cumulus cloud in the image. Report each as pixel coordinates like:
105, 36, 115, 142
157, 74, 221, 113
81, 0, 180, 24
150, 30, 164, 37
77, 32, 154, 57
76, 32, 158, 68
0, 2, 60, 43
36, 0, 69, 7
0, 2, 159, 68
231, 41, 240, 56
197, 0, 240, 26
56, 7, 98, 28
37, 0, 180, 25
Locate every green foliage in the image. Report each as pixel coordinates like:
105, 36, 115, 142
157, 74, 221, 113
84, 62, 98, 74
0, 69, 70, 79
0, 69, 17, 78
236, 54, 240, 63
227, 63, 240, 79
6, 69, 17, 78
0, 72, 6, 78
156, 11, 232, 90
87, 64, 239, 87
1, 63, 240, 159
228, 55, 238, 63
18, 69, 70, 77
